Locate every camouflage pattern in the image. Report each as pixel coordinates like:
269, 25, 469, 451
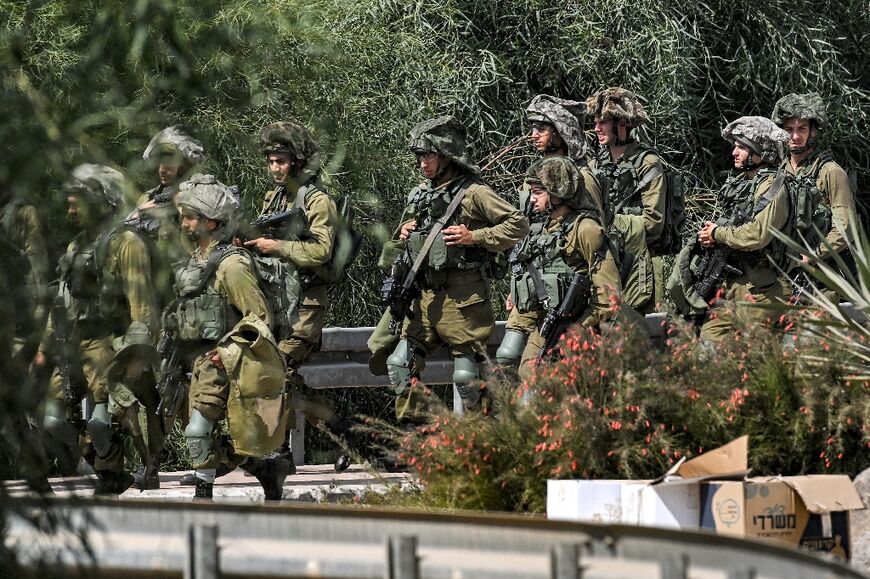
142, 126, 205, 164
721, 116, 789, 165
408, 116, 480, 175
771, 93, 829, 128
586, 87, 648, 127
259, 121, 320, 160
176, 174, 240, 224
65, 164, 129, 208
525, 94, 587, 160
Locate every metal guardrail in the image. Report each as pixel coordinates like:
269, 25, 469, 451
7, 498, 864, 579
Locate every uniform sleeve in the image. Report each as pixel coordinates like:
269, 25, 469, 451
637, 154, 667, 243
580, 167, 606, 220
713, 175, 788, 251
466, 184, 530, 251
816, 163, 856, 259
564, 218, 621, 326
217, 253, 272, 326
114, 232, 160, 336
275, 193, 337, 268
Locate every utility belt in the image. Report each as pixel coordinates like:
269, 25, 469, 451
417, 266, 484, 291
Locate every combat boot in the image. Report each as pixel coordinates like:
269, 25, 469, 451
131, 461, 160, 491
244, 456, 291, 501
193, 479, 213, 501
325, 416, 359, 473
94, 470, 134, 495
179, 463, 234, 486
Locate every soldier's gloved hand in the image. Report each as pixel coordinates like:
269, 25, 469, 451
443, 224, 474, 246
244, 237, 280, 255
399, 220, 417, 240
207, 349, 225, 370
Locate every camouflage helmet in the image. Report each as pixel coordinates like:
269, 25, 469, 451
408, 115, 480, 175
64, 164, 128, 208
721, 116, 789, 165
176, 173, 239, 223
259, 121, 320, 161
586, 87, 648, 128
526, 157, 600, 216
526, 94, 587, 159
771, 93, 828, 129
142, 126, 205, 164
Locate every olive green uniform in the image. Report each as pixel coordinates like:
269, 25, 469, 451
0, 199, 49, 333
259, 182, 338, 425
177, 240, 272, 469
43, 228, 159, 474
590, 143, 667, 313
391, 175, 528, 416
700, 169, 789, 341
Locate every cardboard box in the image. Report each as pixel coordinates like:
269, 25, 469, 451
700, 475, 864, 561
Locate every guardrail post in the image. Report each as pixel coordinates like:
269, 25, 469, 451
185, 524, 219, 579
386, 535, 419, 579
550, 543, 581, 579
659, 553, 688, 579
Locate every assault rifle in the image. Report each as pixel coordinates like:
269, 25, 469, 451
155, 318, 187, 419
692, 211, 749, 302
242, 207, 308, 245
536, 272, 592, 363
48, 297, 87, 419
380, 255, 420, 335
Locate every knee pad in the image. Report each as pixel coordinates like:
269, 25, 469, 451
386, 339, 419, 396
496, 330, 528, 368
184, 409, 215, 465
86, 404, 113, 457
452, 356, 481, 407
43, 400, 78, 446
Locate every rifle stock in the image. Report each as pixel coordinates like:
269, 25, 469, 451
536, 273, 592, 363
155, 328, 186, 419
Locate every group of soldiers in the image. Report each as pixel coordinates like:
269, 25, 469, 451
0, 87, 857, 498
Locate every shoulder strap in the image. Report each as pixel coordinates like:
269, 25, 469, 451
612, 162, 663, 215
402, 177, 470, 291
752, 169, 788, 215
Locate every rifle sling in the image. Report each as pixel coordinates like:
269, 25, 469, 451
751, 169, 787, 215
401, 177, 470, 291
612, 163, 663, 215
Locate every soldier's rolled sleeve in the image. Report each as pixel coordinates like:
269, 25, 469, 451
817, 163, 855, 259
713, 177, 788, 251
466, 185, 529, 251
114, 231, 159, 336
638, 155, 666, 243
216, 254, 272, 326
565, 218, 620, 325
276, 193, 337, 267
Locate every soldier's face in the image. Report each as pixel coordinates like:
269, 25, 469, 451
732, 143, 761, 169
66, 193, 94, 229
531, 122, 559, 153
417, 152, 446, 180
158, 162, 183, 186
783, 118, 815, 152
530, 184, 551, 213
180, 208, 216, 242
268, 153, 294, 184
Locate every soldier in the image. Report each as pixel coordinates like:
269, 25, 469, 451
771, 93, 857, 283
243, 121, 355, 472
172, 174, 290, 500
693, 117, 791, 341
33, 164, 160, 494
587, 87, 668, 314
385, 115, 529, 417
497, 94, 600, 369
509, 157, 622, 369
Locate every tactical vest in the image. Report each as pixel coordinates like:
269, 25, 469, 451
405, 178, 491, 287
717, 168, 789, 271
509, 214, 592, 313
57, 230, 125, 330
786, 151, 834, 247
173, 246, 244, 342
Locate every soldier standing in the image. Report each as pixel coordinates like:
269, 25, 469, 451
511, 157, 622, 369
694, 117, 791, 341
497, 94, 601, 369
244, 121, 356, 472
173, 174, 290, 500
771, 93, 857, 284
34, 164, 160, 494
587, 87, 669, 314
385, 116, 528, 417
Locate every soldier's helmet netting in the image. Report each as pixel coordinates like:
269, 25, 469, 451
408, 115, 480, 175
259, 121, 322, 181
771, 93, 829, 129
176, 173, 240, 225
526, 94, 587, 160
585, 87, 648, 128
65, 164, 128, 209
722, 116, 789, 165
526, 157, 598, 215
142, 126, 205, 165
